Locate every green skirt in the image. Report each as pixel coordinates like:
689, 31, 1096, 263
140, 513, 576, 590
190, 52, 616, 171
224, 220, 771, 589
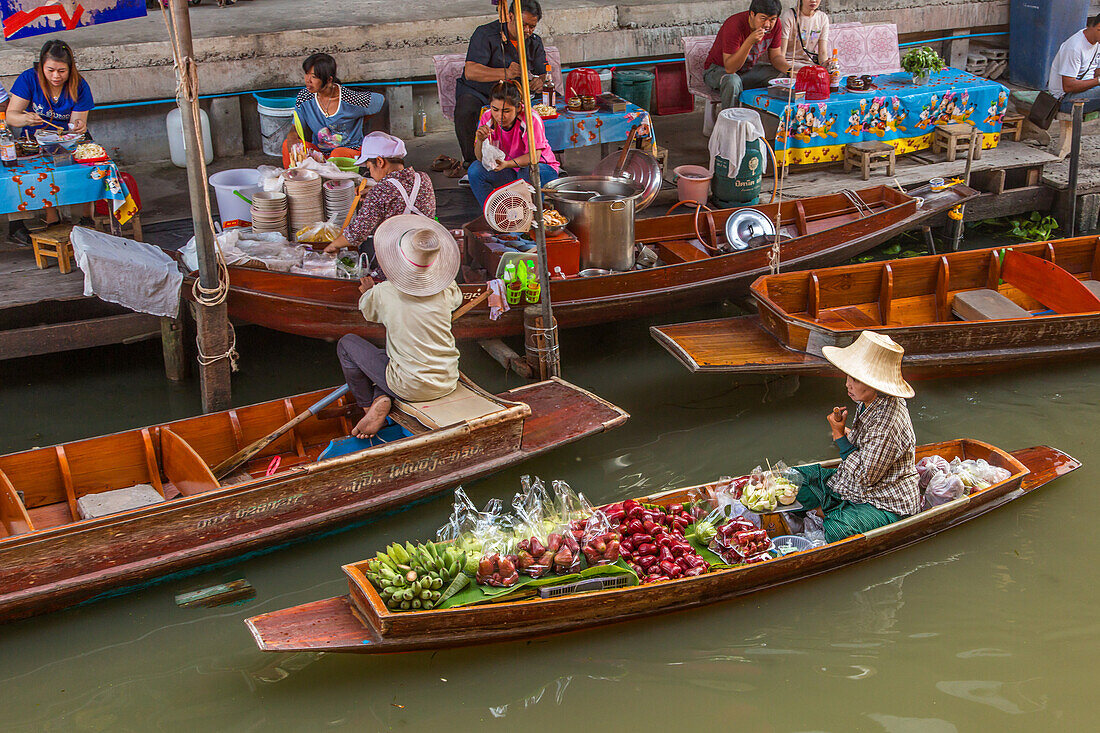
792, 464, 902, 543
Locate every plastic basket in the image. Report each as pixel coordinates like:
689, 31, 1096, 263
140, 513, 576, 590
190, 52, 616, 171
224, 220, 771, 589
772, 535, 814, 555
653, 61, 694, 116
537, 574, 634, 598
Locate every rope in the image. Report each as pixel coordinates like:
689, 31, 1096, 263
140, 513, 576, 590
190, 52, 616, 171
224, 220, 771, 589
196, 322, 240, 372
158, 4, 231, 310
769, 76, 795, 275
840, 189, 873, 217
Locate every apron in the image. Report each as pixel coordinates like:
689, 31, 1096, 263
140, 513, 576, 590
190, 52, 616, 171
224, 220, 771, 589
386, 173, 427, 217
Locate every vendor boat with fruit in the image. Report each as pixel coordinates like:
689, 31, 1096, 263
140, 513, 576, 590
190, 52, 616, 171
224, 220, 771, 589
187, 183, 975, 343
245, 439, 1077, 655
0, 377, 626, 622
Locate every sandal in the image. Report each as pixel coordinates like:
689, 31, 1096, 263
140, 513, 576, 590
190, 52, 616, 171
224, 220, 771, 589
431, 154, 458, 172
444, 160, 466, 178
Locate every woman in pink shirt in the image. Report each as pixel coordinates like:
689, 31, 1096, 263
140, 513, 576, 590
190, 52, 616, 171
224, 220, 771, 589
468, 80, 560, 206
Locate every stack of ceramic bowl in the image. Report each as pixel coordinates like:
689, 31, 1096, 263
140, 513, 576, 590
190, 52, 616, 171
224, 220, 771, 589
250, 191, 288, 237
284, 169, 323, 239
323, 179, 356, 225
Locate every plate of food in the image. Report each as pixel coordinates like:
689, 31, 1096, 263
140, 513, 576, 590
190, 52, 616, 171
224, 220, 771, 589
532, 103, 559, 119
768, 77, 795, 89
73, 142, 109, 164
35, 129, 85, 153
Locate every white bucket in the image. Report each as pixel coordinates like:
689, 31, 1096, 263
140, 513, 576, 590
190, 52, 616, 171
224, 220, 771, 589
209, 168, 261, 229
599, 69, 613, 94
257, 103, 295, 157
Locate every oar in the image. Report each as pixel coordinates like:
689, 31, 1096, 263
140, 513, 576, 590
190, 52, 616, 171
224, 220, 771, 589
212, 384, 351, 479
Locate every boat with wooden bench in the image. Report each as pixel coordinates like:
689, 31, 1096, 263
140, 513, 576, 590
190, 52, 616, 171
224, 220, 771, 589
191, 185, 975, 343
650, 236, 1100, 377
0, 377, 627, 622
244, 440, 1077, 655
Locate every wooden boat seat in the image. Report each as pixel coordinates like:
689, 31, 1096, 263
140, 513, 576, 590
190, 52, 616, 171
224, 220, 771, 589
161, 429, 220, 497
0, 469, 34, 536
394, 383, 503, 430
952, 289, 1030, 321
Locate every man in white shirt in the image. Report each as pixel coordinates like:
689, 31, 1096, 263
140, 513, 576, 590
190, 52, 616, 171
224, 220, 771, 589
1048, 15, 1100, 112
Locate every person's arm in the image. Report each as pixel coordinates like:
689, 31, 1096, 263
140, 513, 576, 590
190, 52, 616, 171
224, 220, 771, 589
780, 13, 795, 63
722, 28, 761, 74
1061, 74, 1100, 94
326, 188, 385, 253
474, 118, 494, 159
769, 46, 792, 74
841, 425, 903, 487
69, 110, 89, 133
497, 151, 532, 170
5, 95, 44, 129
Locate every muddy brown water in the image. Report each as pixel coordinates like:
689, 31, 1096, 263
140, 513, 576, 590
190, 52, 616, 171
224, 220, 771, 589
0, 276, 1096, 731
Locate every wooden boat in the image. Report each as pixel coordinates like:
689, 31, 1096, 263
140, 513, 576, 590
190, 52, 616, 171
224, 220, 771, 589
651, 236, 1100, 377
189, 185, 975, 343
244, 439, 1078, 654
0, 377, 627, 622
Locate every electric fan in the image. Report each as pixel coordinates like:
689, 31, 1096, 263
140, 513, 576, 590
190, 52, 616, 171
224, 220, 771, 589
483, 180, 536, 232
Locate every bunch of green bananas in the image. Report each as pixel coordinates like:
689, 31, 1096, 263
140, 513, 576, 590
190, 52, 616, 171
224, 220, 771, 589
365, 541, 470, 612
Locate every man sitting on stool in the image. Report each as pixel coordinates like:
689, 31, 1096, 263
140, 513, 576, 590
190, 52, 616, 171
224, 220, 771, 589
1048, 14, 1100, 113
704, 0, 791, 111
336, 215, 463, 439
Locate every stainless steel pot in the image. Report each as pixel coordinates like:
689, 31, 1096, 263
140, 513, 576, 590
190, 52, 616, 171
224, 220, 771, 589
543, 176, 640, 271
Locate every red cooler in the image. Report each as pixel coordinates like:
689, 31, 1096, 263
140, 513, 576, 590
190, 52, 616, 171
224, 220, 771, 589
545, 230, 580, 276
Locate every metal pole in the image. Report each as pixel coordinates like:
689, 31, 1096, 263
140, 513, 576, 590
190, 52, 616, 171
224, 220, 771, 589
168, 0, 231, 411
512, 0, 560, 377
1068, 100, 1084, 238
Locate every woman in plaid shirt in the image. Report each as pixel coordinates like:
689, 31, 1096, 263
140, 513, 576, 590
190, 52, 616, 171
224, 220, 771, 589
793, 331, 921, 543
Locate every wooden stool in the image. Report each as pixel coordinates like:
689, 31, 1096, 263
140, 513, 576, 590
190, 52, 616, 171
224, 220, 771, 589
30, 224, 75, 274
843, 141, 896, 180
93, 212, 143, 242
1000, 114, 1025, 142
933, 123, 982, 162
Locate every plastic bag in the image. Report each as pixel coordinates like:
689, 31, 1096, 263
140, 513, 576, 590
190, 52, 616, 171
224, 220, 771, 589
797, 511, 827, 547
956, 458, 1010, 487
512, 484, 555, 578
916, 455, 950, 488
480, 139, 507, 171
257, 165, 286, 193
579, 508, 621, 567
295, 214, 341, 244
473, 499, 520, 587
437, 487, 479, 543
707, 478, 762, 528
925, 471, 966, 507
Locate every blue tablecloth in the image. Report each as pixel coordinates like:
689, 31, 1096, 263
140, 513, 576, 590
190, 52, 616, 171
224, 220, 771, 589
0, 156, 137, 223
740, 68, 1011, 166
541, 101, 652, 151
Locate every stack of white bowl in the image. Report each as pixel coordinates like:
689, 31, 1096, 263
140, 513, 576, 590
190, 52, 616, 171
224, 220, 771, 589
284, 169, 323, 239
323, 179, 356, 225
250, 191, 288, 237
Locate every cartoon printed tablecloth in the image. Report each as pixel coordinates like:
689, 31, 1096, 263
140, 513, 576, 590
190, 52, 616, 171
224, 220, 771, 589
542, 101, 652, 151
0, 156, 137, 224
740, 69, 1011, 166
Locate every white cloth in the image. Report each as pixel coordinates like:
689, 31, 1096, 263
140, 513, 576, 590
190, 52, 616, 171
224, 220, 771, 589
487, 278, 508, 321
70, 227, 183, 319
1048, 30, 1100, 98
708, 107, 766, 177
386, 174, 427, 216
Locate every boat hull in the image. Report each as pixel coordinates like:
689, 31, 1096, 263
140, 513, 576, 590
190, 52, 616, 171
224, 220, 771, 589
0, 379, 627, 622
245, 443, 1078, 654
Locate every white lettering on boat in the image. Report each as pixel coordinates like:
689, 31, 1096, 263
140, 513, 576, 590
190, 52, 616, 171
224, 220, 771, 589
197, 493, 307, 530
347, 445, 487, 492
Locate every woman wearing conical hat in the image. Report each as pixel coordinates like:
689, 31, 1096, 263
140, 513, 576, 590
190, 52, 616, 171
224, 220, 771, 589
792, 331, 921, 542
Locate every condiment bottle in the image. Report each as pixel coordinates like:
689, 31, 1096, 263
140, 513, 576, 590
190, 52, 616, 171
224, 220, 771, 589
414, 98, 427, 137
504, 262, 522, 304
542, 64, 556, 108
0, 113, 17, 168
829, 49, 841, 92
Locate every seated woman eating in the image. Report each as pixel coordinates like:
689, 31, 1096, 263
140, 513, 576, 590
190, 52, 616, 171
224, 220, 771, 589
336, 215, 463, 439
323, 132, 435, 264
468, 80, 560, 207
792, 331, 921, 543
283, 53, 384, 168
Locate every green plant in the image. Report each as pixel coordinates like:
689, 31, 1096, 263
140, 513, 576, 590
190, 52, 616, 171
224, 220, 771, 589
901, 47, 946, 77
1006, 211, 1059, 240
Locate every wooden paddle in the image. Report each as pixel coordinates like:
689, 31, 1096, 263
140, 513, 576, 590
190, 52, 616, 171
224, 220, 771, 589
212, 288, 490, 479
212, 384, 351, 479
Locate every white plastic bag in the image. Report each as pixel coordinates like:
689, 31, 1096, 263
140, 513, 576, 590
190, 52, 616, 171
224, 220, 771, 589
296, 214, 341, 244
481, 139, 507, 171
257, 165, 286, 193
925, 472, 965, 507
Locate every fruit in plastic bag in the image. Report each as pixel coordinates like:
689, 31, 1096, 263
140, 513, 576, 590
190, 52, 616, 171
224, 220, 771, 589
924, 471, 965, 507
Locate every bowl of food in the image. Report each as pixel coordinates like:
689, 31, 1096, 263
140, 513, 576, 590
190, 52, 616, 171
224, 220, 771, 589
34, 129, 85, 154
532, 103, 558, 119
15, 139, 39, 157
541, 208, 569, 232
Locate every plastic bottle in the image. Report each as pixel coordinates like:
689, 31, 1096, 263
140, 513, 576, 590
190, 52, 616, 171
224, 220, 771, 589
542, 64, 556, 108
0, 113, 16, 168
504, 262, 522, 305
414, 98, 427, 137
829, 49, 841, 92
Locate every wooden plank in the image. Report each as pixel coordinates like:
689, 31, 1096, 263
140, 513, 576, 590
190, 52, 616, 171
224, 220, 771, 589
160, 428, 220, 497
832, 305, 879, 328
0, 312, 161, 360
140, 429, 165, 497
793, 200, 809, 236
986, 250, 1002, 290
936, 256, 950, 322
1001, 249, 1100, 314
807, 271, 820, 319
879, 263, 894, 325
650, 316, 827, 373
655, 240, 709, 264
54, 447, 78, 521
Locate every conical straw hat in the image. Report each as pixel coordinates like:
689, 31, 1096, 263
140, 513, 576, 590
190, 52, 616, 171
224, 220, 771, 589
821, 331, 915, 398
374, 215, 460, 296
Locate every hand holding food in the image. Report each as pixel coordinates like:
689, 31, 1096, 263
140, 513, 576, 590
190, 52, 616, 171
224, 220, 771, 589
827, 406, 848, 439
475, 124, 493, 143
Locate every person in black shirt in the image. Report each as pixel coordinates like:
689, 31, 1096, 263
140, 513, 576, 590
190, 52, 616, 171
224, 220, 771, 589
453, 0, 546, 170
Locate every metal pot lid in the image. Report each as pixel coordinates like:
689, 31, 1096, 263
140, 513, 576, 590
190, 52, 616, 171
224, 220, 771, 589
593, 148, 662, 212
725, 208, 776, 251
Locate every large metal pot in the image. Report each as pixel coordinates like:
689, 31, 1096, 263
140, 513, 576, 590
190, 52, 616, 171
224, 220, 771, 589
543, 176, 641, 271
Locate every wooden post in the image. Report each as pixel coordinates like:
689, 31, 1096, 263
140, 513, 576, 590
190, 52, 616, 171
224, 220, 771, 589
1068, 101, 1084, 237
512, 0, 560, 377
159, 316, 187, 382
524, 306, 559, 380
950, 131, 979, 251
168, 0, 231, 411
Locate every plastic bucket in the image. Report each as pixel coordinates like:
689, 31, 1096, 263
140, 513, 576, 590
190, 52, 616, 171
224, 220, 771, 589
252, 90, 298, 109
673, 164, 712, 204
256, 100, 296, 158
612, 69, 655, 111
599, 69, 612, 94
209, 168, 262, 229
712, 139, 764, 207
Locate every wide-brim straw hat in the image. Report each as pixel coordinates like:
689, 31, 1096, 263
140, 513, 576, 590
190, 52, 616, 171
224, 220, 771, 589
374, 214, 460, 297
821, 330, 915, 399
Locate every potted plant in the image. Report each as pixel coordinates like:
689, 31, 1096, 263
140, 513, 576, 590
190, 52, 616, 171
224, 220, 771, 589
901, 47, 946, 85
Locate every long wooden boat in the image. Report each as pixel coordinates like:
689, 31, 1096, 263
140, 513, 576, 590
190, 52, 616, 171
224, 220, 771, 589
0, 377, 627, 622
651, 236, 1100, 377
245, 440, 1078, 654
189, 185, 975, 342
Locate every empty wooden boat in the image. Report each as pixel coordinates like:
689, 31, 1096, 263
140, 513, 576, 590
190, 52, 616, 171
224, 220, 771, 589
0, 377, 627, 622
188, 185, 974, 343
651, 236, 1100, 377
245, 440, 1078, 654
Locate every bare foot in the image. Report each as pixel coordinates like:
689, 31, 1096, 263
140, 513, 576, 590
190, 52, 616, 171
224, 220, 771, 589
351, 396, 392, 438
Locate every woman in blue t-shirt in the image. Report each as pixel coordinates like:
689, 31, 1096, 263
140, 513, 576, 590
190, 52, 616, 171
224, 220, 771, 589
282, 53, 384, 167
7, 39, 93, 135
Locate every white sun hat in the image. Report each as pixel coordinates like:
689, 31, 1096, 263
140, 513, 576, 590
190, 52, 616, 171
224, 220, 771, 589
373, 214, 460, 297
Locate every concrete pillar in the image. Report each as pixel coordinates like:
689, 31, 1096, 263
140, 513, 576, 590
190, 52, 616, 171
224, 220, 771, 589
943, 29, 970, 70
386, 85, 414, 139
1077, 193, 1100, 233
209, 96, 245, 159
